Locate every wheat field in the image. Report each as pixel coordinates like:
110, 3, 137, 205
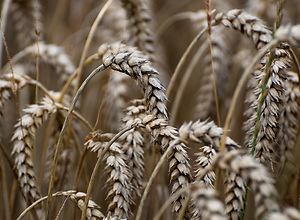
0, 0, 300, 219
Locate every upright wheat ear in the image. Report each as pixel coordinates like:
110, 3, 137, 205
97, 42, 167, 119
11, 96, 57, 203
178, 120, 245, 219
122, 99, 147, 200
121, 0, 154, 58
208, 150, 279, 218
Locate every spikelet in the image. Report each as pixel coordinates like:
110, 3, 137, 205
11, 96, 57, 203
86, 131, 133, 219
97, 42, 167, 119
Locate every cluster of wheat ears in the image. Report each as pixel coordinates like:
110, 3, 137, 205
1, 0, 300, 219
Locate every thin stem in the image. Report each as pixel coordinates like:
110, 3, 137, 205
58, 53, 101, 103
74, 0, 114, 92
0, 0, 11, 70
80, 123, 139, 220
135, 139, 181, 220
220, 39, 279, 152
45, 64, 106, 220
156, 11, 196, 40
17, 192, 71, 220
206, 0, 220, 126
169, 42, 207, 126
166, 26, 207, 106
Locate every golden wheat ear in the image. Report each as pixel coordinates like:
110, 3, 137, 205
11, 0, 44, 49
120, 0, 154, 58
121, 99, 147, 200
178, 120, 245, 219
97, 42, 168, 119
86, 131, 133, 219
11, 96, 57, 204
191, 184, 227, 220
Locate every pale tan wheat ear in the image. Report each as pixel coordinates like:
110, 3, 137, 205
243, 45, 291, 166
191, 184, 226, 220
193, 25, 229, 121
138, 115, 193, 218
120, 0, 154, 58
97, 42, 167, 119
10, 0, 44, 49
178, 120, 246, 219
11, 96, 57, 204
4, 42, 76, 90
121, 99, 147, 200
213, 9, 296, 168
206, 150, 279, 219
57, 191, 105, 220
275, 70, 300, 197
85, 131, 133, 219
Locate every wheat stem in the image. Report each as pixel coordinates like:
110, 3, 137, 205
170, 43, 207, 126
0, 0, 11, 69
221, 39, 279, 151
75, 0, 114, 93
166, 26, 207, 110
136, 138, 181, 220
45, 64, 105, 220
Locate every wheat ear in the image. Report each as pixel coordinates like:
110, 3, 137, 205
121, 0, 154, 58
138, 115, 193, 216
121, 99, 147, 200
244, 46, 291, 166
11, 0, 44, 49
208, 150, 279, 218
97, 42, 167, 119
178, 120, 245, 219
11, 96, 57, 204
194, 25, 229, 120
191, 184, 226, 220
86, 131, 133, 219
5, 42, 76, 90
